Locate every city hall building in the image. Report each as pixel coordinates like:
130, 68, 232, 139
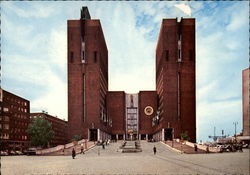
68, 7, 196, 143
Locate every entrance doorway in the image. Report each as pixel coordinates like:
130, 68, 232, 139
89, 129, 97, 141
118, 135, 124, 140
164, 128, 173, 141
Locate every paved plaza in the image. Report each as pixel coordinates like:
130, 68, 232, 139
1, 141, 249, 175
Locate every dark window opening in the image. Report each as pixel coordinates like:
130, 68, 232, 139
82, 51, 85, 61
70, 52, 74, 63
165, 50, 169, 61
178, 25, 182, 40
94, 51, 97, 63
178, 49, 181, 59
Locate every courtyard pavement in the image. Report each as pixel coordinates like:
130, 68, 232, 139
1, 141, 249, 175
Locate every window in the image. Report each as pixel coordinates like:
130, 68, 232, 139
178, 49, 181, 61
4, 116, 9, 121
82, 51, 85, 62
165, 50, 169, 61
4, 124, 9, 130
3, 107, 9, 112
94, 51, 97, 63
70, 52, 74, 63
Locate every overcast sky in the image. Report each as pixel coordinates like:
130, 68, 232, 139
1, 1, 249, 142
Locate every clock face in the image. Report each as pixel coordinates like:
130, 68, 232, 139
144, 106, 154, 116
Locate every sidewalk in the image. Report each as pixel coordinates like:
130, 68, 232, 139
162, 140, 207, 154
42, 141, 96, 156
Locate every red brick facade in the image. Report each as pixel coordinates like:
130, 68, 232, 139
107, 91, 126, 139
0, 89, 30, 152
155, 18, 196, 142
138, 91, 157, 139
30, 113, 68, 146
68, 8, 196, 142
68, 7, 111, 141
242, 68, 249, 136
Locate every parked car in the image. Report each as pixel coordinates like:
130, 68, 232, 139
24, 148, 37, 155
0, 151, 8, 156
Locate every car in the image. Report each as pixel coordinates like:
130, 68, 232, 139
25, 148, 37, 155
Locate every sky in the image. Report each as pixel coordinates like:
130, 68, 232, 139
1, 1, 249, 142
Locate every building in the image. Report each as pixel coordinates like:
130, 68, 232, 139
67, 7, 111, 141
242, 68, 249, 136
67, 7, 196, 142
30, 113, 68, 146
0, 89, 30, 152
154, 18, 196, 142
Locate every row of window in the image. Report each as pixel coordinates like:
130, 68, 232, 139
163, 49, 193, 62
4, 97, 28, 106
69, 51, 98, 63
0, 115, 28, 121
0, 124, 9, 130
11, 128, 27, 133
0, 116, 10, 121
11, 135, 27, 140
0, 133, 9, 139
10, 105, 28, 113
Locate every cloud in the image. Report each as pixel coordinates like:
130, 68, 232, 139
174, 3, 192, 16
226, 3, 249, 32
2, 1, 56, 18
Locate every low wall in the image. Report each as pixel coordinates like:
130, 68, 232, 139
185, 141, 220, 153
36, 139, 90, 155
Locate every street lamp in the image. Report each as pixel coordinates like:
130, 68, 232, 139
233, 122, 238, 142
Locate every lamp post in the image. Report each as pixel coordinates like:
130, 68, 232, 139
233, 122, 238, 142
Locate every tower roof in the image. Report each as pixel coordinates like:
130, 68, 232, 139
80, 6, 91, 20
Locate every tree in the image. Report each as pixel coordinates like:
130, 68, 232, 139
72, 134, 83, 142
180, 131, 190, 141
27, 116, 54, 148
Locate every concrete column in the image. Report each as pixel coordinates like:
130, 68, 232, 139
97, 129, 100, 141
162, 128, 165, 141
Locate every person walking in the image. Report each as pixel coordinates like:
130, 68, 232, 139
153, 146, 157, 155
72, 148, 76, 159
194, 144, 198, 152
206, 145, 209, 153
102, 143, 105, 149
81, 144, 84, 154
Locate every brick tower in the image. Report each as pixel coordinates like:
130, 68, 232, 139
67, 7, 111, 141
154, 18, 196, 142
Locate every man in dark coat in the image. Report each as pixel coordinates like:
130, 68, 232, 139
153, 146, 157, 155
72, 148, 76, 159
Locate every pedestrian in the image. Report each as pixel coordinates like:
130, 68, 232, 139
72, 148, 76, 159
102, 143, 105, 149
194, 144, 198, 152
153, 146, 157, 155
239, 143, 243, 152
81, 143, 84, 154
206, 146, 209, 153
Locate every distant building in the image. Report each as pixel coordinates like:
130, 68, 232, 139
30, 113, 68, 147
67, 7, 196, 142
0, 89, 30, 152
242, 68, 249, 136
